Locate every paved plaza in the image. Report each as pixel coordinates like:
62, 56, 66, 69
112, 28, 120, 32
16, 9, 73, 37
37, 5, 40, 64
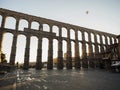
0, 68, 120, 90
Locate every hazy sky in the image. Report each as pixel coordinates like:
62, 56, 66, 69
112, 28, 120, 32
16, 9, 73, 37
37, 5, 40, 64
0, 0, 120, 34
0, 0, 120, 63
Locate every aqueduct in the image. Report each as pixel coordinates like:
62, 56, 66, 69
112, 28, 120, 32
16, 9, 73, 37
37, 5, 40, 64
0, 8, 118, 69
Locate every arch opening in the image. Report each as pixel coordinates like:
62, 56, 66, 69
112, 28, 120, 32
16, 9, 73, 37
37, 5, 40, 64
62, 40, 67, 61
92, 44, 95, 54
91, 33, 94, 43
31, 21, 39, 30
43, 24, 50, 32
2, 33, 13, 63
102, 35, 105, 44
97, 34, 100, 43
78, 31, 82, 41
19, 19, 28, 31
5, 16, 16, 29
103, 46, 106, 52
84, 32, 88, 42
53, 39, 58, 67
52, 25, 59, 36
29, 36, 38, 66
62, 27, 67, 38
71, 41, 75, 58
107, 36, 110, 45
112, 37, 114, 44
0, 15, 2, 27
15, 35, 26, 64
86, 43, 89, 56
79, 42, 82, 58
42, 38, 49, 63
98, 45, 101, 53
70, 29, 75, 40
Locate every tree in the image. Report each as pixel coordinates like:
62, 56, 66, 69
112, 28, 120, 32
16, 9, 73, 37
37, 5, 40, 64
1, 52, 7, 63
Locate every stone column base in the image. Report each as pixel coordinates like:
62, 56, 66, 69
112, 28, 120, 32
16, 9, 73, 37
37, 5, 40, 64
82, 58, 88, 68
57, 57, 63, 69
74, 57, 81, 69
89, 58, 95, 68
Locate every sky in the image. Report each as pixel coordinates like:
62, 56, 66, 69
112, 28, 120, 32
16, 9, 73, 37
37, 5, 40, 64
0, 0, 120, 63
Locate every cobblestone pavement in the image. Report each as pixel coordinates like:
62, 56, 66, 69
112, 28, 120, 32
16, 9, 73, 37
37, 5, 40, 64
0, 68, 120, 90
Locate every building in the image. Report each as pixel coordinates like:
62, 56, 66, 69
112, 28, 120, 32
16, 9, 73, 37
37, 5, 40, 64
101, 35, 120, 71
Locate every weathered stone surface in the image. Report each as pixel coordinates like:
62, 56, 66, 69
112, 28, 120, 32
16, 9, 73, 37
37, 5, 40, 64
0, 8, 118, 69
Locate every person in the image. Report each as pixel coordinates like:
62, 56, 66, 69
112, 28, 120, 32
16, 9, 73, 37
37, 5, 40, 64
16, 62, 19, 68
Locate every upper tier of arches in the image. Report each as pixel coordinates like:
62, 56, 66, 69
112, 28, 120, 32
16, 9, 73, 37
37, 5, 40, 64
0, 8, 118, 45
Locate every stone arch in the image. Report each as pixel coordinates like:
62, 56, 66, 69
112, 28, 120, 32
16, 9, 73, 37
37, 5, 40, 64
92, 44, 95, 53
62, 40, 67, 62
71, 41, 75, 58
15, 34, 26, 64
103, 45, 106, 52
70, 29, 75, 40
42, 38, 49, 63
84, 32, 88, 42
52, 25, 59, 36
109, 37, 112, 45
109, 36, 113, 44
43, 24, 50, 32
112, 37, 114, 44
29, 36, 38, 63
53, 39, 58, 59
116, 38, 118, 43
114, 37, 117, 43
107, 36, 110, 45
78, 30, 82, 41
31, 21, 39, 30
53, 39, 58, 67
0, 15, 2, 27
102, 35, 105, 44
98, 45, 101, 53
5, 16, 16, 29
79, 42, 82, 58
2, 33, 13, 63
96, 34, 100, 43
1, 8, 119, 69
91, 33, 94, 43
18, 19, 28, 31
86, 43, 89, 56
62, 27, 67, 38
